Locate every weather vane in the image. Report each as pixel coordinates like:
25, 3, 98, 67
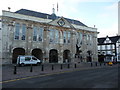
8, 7, 11, 11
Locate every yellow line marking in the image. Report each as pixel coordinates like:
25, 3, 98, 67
1, 66, 108, 84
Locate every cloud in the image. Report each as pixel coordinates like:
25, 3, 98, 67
98, 22, 118, 37
61, 0, 119, 3
105, 2, 118, 10
104, 2, 118, 17
0, 0, 60, 14
96, 2, 118, 37
97, 2, 118, 18
0, 0, 118, 38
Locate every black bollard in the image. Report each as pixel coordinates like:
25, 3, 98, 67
91, 62, 93, 67
41, 65, 44, 71
14, 65, 17, 74
30, 64, 33, 72
75, 63, 77, 68
68, 64, 70, 69
52, 64, 54, 70
60, 64, 62, 69
95, 62, 97, 66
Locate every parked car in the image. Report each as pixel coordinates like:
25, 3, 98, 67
107, 62, 113, 66
17, 55, 42, 66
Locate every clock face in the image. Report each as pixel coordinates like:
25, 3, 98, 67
57, 19, 65, 26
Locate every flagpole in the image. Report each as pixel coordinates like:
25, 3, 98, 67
57, 2, 58, 16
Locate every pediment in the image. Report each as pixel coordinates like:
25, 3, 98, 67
49, 17, 74, 28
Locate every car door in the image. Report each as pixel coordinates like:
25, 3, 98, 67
24, 57, 31, 64
31, 57, 38, 64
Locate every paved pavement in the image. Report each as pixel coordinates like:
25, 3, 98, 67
1, 62, 119, 82
2, 66, 118, 88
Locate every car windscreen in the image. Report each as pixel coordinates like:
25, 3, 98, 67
32, 57, 37, 60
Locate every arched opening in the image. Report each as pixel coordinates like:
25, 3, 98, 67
49, 49, 58, 63
63, 50, 71, 63
12, 48, 25, 63
32, 48, 43, 60
87, 50, 92, 62
98, 54, 105, 62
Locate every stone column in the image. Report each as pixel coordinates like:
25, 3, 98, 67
43, 26, 50, 63
43, 49, 49, 63
82, 33, 87, 62
94, 33, 98, 62
71, 30, 76, 63
26, 24, 33, 55
58, 51, 63, 63
2, 20, 14, 64
58, 30, 64, 63
91, 33, 98, 62
8, 22, 15, 64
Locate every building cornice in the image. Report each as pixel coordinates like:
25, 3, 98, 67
2, 10, 97, 33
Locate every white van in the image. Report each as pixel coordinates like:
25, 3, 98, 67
17, 55, 42, 66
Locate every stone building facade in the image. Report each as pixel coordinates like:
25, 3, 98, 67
0, 9, 98, 64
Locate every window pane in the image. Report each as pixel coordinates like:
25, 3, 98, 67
98, 46, 100, 50
32, 57, 37, 60
49, 29, 54, 43
25, 57, 31, 61
63, 31, 66, 43
80, 33, 82, 41
21, 24, 26, 40
86, 34, 89, 41
102, 45, 105, 50
107, 45, 111, 50
76, 32, 79, 44
33, 27, 37, 41
89, 35, 91, 41
55, 30, 59, 43
14, 23, 20, 40
79, 33, 82, 45
68, 32, 70, 43
39, 27, 43, 41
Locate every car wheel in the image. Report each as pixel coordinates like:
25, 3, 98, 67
37, 62, 40, 66
21, 63, 24, 67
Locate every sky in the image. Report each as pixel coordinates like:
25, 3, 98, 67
0, 0, 119, 37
